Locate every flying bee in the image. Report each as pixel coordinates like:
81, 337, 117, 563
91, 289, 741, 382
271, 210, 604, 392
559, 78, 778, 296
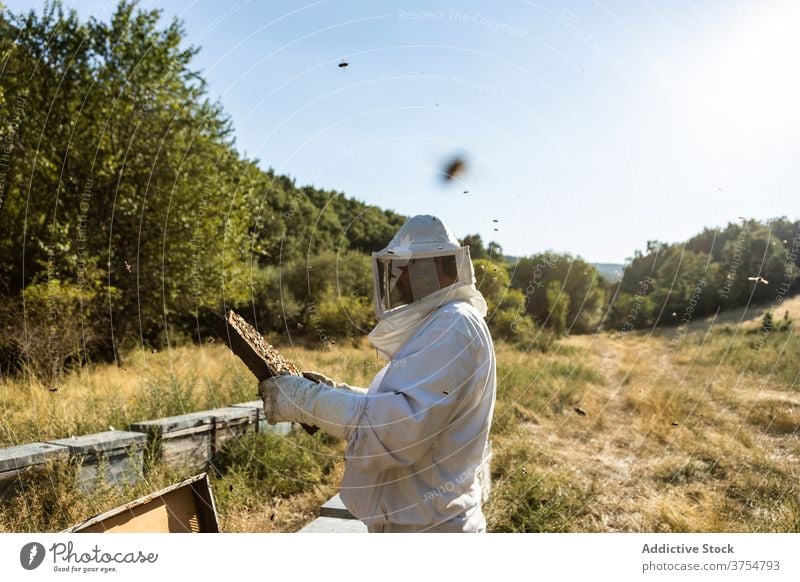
338, 58, 349, 69
442, 156, 465, 181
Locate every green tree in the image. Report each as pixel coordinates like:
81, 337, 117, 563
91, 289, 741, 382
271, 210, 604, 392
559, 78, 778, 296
545, 280, 570, 337
460, 234, 487, 259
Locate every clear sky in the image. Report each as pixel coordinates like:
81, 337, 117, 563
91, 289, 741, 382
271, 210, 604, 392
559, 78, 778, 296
7, 0, 799, 263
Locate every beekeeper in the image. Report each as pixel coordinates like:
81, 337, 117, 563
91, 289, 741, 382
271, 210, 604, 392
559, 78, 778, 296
259, 215, 496, 532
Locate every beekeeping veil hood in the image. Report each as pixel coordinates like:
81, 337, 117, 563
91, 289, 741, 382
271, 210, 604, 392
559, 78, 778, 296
368, 215, 487, 359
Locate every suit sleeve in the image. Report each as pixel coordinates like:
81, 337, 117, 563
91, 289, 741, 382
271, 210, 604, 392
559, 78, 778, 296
344, 316, 481, 473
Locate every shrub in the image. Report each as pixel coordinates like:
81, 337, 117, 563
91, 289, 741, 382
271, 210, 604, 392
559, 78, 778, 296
0, 280, 101, 386
307, 293, 374, 341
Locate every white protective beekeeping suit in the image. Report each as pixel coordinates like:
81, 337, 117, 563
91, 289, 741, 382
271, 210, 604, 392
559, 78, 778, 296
260, 215, 496, 533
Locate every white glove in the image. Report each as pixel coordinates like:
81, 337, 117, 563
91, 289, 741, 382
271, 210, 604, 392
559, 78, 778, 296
302, 370, 368, 395
259, 375, 367, 440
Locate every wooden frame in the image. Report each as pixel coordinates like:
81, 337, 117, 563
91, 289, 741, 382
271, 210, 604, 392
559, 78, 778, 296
64, 473, 220, 533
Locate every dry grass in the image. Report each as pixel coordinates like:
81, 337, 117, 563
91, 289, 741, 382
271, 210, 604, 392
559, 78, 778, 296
0, 340, 382, 447
0, 459, 194, 532
0, 339, 388, 533
483, 296, 799, 532
1, 298, 799, 532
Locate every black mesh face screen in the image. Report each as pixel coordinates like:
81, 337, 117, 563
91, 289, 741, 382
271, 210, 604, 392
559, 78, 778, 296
377, 254, 459, 310
435, 254, 458, 282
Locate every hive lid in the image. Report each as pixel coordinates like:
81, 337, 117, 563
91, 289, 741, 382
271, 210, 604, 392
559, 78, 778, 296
48, 431, 147, 455
0, 442, 69, 473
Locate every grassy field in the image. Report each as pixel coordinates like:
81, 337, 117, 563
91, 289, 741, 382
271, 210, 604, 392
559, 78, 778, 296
1, 297, 798, 532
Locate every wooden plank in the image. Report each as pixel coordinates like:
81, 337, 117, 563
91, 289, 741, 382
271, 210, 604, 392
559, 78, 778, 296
298, 516, 367, 533
131, 413, 215, 471
47, 431, 147, 455
207, 406, 256, 426
230, 401, 292, 435
47, 431, 147, 492
63, 449, 143, 493
319, 494, 356, 520
0, 442, 69, 473
160, 432, 212, 470
64, 473, 219, 533
202, 407, 257, 455
130, 411, 213, 436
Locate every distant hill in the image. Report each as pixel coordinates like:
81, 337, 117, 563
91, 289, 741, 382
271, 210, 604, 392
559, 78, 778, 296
592, 263, 625, 282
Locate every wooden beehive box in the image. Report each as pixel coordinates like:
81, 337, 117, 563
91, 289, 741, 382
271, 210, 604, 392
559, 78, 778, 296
231, 401, 292, 436
205, 406, 258, 450
130, 411, 214, 471
65, 473, 219, 533
0, 442, 69, 500
47, 431, 147, 493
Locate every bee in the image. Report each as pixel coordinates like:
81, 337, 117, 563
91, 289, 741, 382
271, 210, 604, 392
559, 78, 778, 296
338, 58, 349, 69
442, 156, 465, 181
124, 260, 134, 273
747, 276, 768, 285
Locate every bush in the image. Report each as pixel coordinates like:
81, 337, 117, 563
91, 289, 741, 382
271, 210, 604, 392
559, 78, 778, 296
487, 309, 552, 351
307, 293, 375, 342
0, 280, 101, 386
545, 281, 570, 337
